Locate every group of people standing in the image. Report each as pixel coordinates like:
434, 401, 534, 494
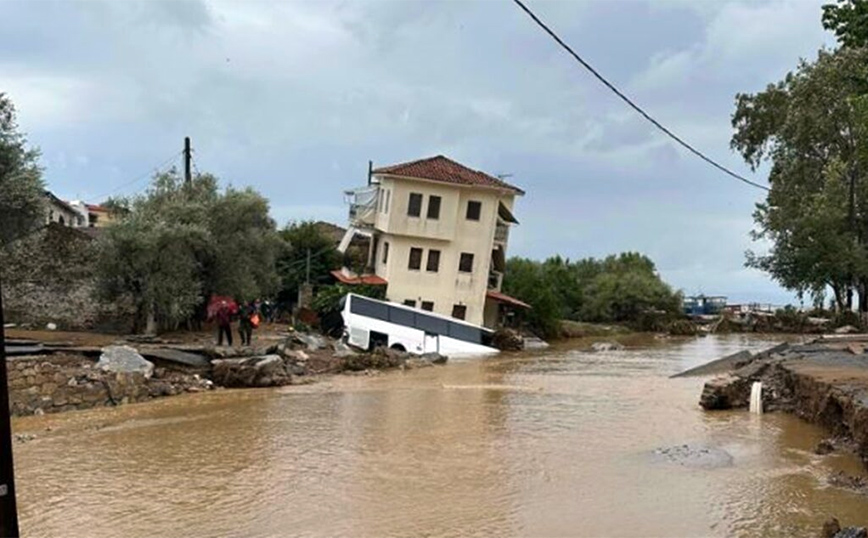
212, 298, 276, 347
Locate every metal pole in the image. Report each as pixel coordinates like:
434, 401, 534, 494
184, 137, 192, 185
0, 276, 20, 538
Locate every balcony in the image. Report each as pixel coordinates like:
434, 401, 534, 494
494, 222, 509, 244
488, 270, 503, 290
344, 185, 379, 227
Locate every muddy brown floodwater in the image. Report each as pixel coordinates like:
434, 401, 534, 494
11, 334, 868, 537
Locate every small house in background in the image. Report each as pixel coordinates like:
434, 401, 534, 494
44, 191, 82, 227
68, 201, 117, 228
340, 155, 529, 329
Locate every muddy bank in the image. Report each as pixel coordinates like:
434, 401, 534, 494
6, 330, 446, 416
696, 336, 868, 468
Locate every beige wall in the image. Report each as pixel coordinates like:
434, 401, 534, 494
372, 174, 516, 327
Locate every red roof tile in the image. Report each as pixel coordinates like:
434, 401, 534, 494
486, 290, 531, 309
372, 155, 524, 194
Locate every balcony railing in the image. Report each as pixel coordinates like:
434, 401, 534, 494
488, 270, 503, 290
345, 185, 379, 227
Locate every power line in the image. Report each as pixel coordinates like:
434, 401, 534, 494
89, 150, 183, 202
510, 0, 770, 192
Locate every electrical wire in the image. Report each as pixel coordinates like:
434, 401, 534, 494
89, 150, 183, 202
511, 0, 770, 192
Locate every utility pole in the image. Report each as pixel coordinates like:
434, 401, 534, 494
183, 136, 192, 185
367, 160, 373, 187
0, 275, 20, 538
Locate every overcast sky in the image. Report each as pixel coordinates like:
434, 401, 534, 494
2, 0, 837, 304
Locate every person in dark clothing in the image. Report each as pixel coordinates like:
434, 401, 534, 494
215, 301, 233, 346
238, 302, 255, 346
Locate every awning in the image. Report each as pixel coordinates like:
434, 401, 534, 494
497, 202, 519, 224
330, 270, 388, 286
486, 290, 531, 309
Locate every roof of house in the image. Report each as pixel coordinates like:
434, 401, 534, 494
486, 290, 531, 309
86, 204, 110, 212
43, 190, 79, 215
372, 155, 524, 195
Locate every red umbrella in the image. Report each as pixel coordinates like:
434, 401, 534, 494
207, 295, 238, 320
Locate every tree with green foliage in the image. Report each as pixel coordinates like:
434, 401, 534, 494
731, 47, 868, 310
0, 93, 44, 247
823, 0, 868, 48
277, 221, 343, 306
96, 169, 282, 332
503, 252, 681, 337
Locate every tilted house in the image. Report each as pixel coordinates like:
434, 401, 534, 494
340, 155, 529, 328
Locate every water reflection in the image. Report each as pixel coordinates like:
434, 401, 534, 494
12, 334, 868, 537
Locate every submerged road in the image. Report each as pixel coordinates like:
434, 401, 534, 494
11, 334, 868, 537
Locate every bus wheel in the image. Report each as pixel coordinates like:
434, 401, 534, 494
390, 343, 406, 352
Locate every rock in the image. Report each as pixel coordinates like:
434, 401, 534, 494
138, 348, 210, 368
211, 355, 291, 388
342, 348, 406, 371
293, 332, 327, 351
590, 341, 625, 352
835, 325, 858, 334
523, 336, 550, 350
835, 528, 868, 538
822, 518, 842, 538
492, 328, 523, 351
45, 323, 57, 331
700, 375, 751, 410
332, 340, 358, 358
420, 352, 448, 365
828, 471, 868, 495
815, 439, 836, 455
847, 343, 864, 355
649, 443, 734, 468
96, 346, 154, 379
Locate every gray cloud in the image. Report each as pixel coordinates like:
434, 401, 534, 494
0, 0, 838, 304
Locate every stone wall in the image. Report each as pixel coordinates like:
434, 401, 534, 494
6, 354, 210, 416
0, 224, 133, 331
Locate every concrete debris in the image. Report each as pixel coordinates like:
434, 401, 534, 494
97, 346, 155, 379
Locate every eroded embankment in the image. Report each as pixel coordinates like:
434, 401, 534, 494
697, 338, 868, 468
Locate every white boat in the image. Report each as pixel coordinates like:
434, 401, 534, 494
340, 293, 498, 357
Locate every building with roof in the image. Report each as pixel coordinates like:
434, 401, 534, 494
341, 155, 529, 328
44, 191, 84, 227
68, 201, 118, 228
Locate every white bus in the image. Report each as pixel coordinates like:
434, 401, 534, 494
339, 293, 498, 357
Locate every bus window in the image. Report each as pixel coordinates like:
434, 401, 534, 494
448, 322, 481, 344
350, 296, 389, 321
415, 312, 449, 335
389, 305, 415, 327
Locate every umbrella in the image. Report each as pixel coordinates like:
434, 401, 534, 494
207, 295, 239, 320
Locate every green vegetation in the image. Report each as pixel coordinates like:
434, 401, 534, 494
277, 221, 343, 306
502, 253, 682, 338
0, 93, 44, 248
96, 170, 283, 332
732, 5, 868, 311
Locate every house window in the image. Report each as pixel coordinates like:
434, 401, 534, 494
404, 299, 416, 308
408, 193, 423, 217
408, 247, 423, 270
466, 200, 482, 221
459, 252, 474, 273
426, 249, 441, 272
421, 301, 434, 312
385, 190, 391, 213
382, 241, 389, 264
452, 304, 467, 320
427, 195, 441, 220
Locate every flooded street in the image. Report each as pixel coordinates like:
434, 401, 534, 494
12, 334, 868, 537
